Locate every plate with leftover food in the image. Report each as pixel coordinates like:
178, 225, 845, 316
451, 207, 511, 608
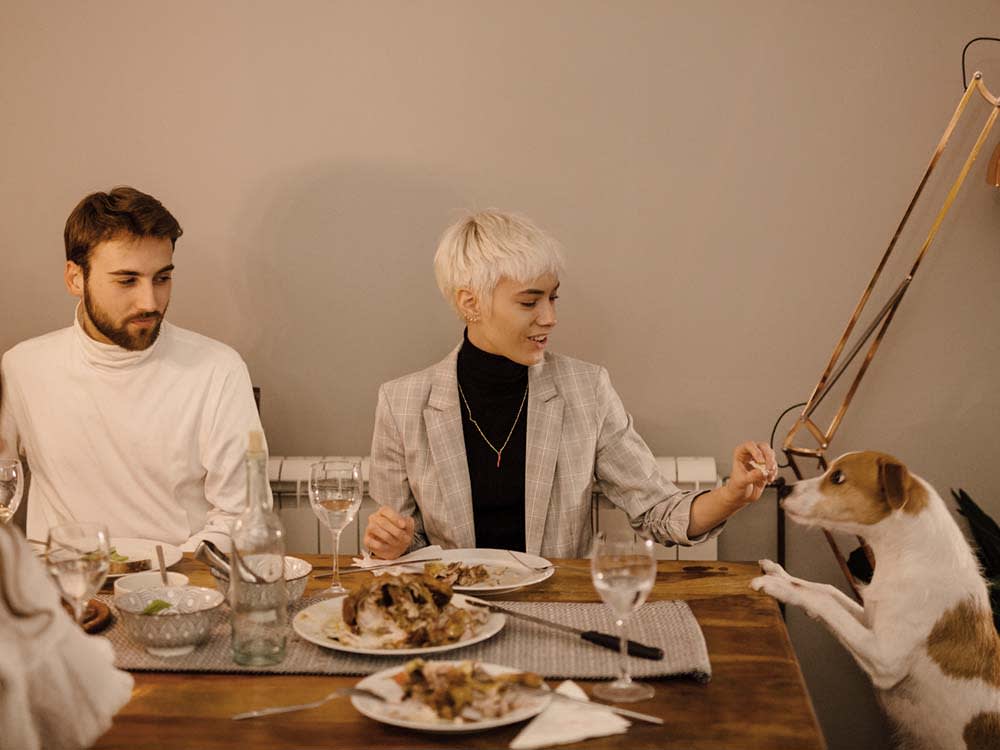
351, 658, 550, 732
426, 549, 554, 594
374, 548, 554, 595
293, 573, 505, 655
107, 538, 182, 578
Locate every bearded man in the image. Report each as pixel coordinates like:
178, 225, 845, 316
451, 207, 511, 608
0, 187, 265, 551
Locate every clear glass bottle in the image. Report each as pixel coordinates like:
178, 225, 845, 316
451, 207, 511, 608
230, 430, 288, 665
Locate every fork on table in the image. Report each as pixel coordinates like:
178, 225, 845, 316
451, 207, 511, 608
231, 687, 386, 720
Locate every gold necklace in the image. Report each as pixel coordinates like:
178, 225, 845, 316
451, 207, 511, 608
457, 382, 529, 468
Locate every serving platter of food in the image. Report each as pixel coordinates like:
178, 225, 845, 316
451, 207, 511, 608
293, 573, 505, 655
107, 538, 182, 578
350, 658, 550, 732
372, 548, 554, 595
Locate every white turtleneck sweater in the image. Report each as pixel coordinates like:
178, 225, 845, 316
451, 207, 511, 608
0, 312, 265, 551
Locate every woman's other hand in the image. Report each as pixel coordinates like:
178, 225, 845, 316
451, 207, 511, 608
724, 441, 778, 507
363, 505, 415, 559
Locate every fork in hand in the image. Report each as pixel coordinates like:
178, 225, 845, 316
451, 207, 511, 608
231, 687, 386, 720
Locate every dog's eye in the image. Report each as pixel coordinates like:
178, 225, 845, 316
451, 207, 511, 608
830, 470, 846, 485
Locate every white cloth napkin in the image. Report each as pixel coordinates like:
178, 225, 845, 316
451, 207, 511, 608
509, 680, 630, 750
351, 545, 443, 571
0, 524, 134, 750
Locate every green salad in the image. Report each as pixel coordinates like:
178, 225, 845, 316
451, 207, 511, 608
141, 599, 173, 616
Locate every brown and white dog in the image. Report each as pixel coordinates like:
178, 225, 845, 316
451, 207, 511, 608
751, 451, 1000, 750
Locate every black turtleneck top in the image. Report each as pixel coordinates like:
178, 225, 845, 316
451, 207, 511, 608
456, 331, 528, 552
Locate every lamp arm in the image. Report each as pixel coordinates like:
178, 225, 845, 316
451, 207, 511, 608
803, 278, 910, 421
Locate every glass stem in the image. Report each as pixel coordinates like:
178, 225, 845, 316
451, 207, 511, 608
616, 616, 632, 685
330, 528, 342, 589
74, 598, 86, 625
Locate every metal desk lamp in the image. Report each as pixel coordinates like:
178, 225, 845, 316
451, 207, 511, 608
780, 47, 1000, 599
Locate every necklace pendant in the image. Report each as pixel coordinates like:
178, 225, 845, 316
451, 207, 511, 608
496, 453, 501, 468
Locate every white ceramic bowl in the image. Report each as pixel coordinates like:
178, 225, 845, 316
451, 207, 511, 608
114, 571, 189, 597
116, 585, 224, 657
209, 555, 312, 603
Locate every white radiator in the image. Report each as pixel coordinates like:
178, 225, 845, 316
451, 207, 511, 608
593, 457, 720, 561
267, 456, 369, 556
268, 455, 720, 560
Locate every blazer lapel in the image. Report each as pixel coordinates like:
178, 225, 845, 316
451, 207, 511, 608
525, 356, 563, 555
423, 346, 476, 548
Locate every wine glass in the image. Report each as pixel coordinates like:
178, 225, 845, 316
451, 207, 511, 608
309, 460, 363, 595
590, 531, 657, 702
0, 459, 24, 524
46, 522, 111, 625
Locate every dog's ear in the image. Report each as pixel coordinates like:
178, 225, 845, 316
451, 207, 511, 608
879, 457, 910, 510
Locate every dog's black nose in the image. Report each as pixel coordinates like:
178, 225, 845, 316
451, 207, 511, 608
775, 477, 794, 501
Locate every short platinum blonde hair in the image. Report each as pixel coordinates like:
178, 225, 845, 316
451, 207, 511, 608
433, 210, 565, 315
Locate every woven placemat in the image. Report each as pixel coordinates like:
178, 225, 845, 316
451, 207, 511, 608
98, 595, 711, 682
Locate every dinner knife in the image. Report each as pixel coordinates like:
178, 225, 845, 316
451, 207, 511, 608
522, 688, 664, 725
464, 598, 664, 660
315, 557, 444, 577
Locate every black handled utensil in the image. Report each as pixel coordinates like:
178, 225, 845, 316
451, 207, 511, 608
465, 597, 664, 660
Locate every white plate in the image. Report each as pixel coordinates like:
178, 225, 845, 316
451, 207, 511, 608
351, 661, 551, 733
107, 538, 182, 579
293, 593, 504, 656
376, 548, 554, 595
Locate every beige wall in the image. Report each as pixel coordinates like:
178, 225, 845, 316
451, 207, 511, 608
4, 2, 1000, 747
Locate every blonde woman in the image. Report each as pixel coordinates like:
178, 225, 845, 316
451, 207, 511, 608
364, 211, 776, 559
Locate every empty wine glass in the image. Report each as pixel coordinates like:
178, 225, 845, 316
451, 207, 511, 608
46, 522, 111, 625
309, 460, 363, 595
590, 531, 657, 702
0, 459, 24, 524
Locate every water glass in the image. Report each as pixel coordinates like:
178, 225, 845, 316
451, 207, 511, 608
309, 460, 363, 595
0, 459, 24, 524
46, 522, 111, 624
590, 531, 657, 702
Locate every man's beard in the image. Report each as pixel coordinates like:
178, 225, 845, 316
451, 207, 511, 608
83, 288, 166, 351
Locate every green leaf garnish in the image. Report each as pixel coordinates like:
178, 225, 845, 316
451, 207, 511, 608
141, 599, 173, 615
110, 547, 129, 563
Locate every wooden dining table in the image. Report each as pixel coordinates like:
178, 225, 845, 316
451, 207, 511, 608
92, 555, 825, 750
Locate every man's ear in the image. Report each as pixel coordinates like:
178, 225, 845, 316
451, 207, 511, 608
455, 288, 481, 323
64, 261, 84, 298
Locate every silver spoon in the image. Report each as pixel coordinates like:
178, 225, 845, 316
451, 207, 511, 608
194, 540, 231, 578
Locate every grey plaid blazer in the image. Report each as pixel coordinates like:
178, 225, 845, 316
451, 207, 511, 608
369, 343, 718, 558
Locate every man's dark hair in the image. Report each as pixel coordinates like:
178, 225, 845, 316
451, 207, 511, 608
64, 187, 183, 273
